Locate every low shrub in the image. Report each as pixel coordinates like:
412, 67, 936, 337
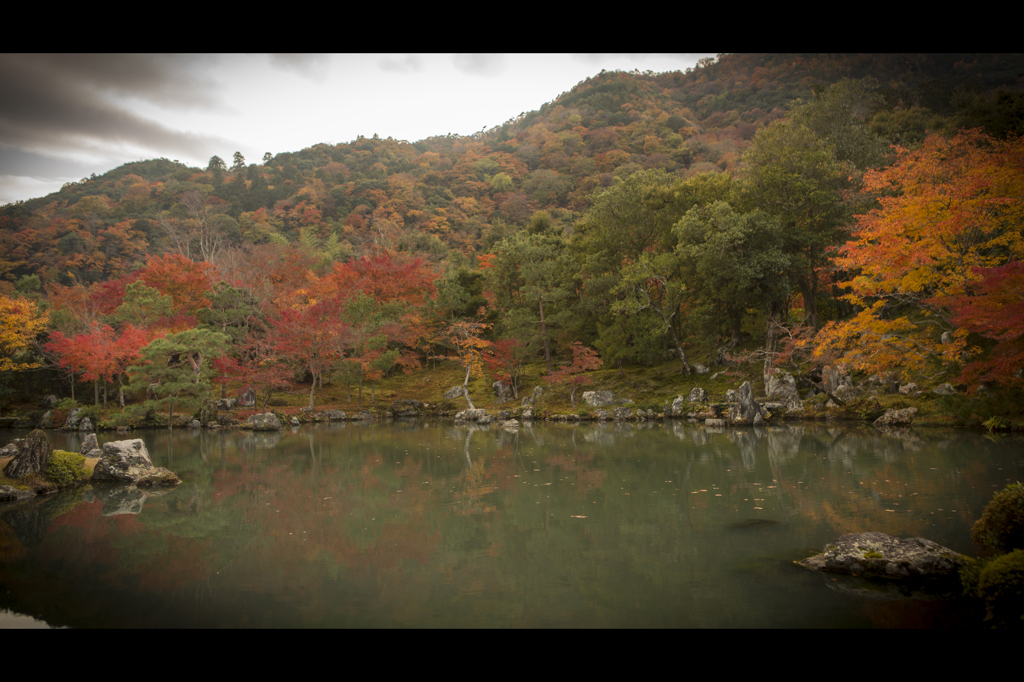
45, 449, 86, 487
972, 482, 1024, 553
56, 397, 78, 411
977, 549, 1024, 628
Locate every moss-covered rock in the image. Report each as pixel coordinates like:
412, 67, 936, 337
972, 482, 1024, 553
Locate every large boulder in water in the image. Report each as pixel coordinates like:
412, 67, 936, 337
797, 532, 969, 581
728, 381, 765, 425
2, 430, 52, 479
874, 407, 918, 427
243, 412, 283, 431
92, 439, 180, 487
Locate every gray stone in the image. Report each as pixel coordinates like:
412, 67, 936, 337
79, 433, 98, 456
78, 417, 94, 432
521, 407, 534, 420
728, 381, 765, 425
2, 430, 51, 479
796, 532, 969, 581
705, 418, 726, 427
0, 485, 36, 502
612, 406, 632, 420
477, 415, 494, 424
0, 439, 22, 458
670, 395, 686, 416
238, 387, 256, 407
687, 387, 708, 403
764, 368, 799, 402
833, 383, 859, 402
725, 389, 738, 403
243, 412, 283, 431
898, 382, 918, 395
64, 408, 82, 430
874, 407, 918, 427
492, 381, 514, 404
823, 366, 843, 394
444, 385, 467, 400
41, 394, 59, 409
188, 419, 202, 429
92, 439, 179, 487
215, 397, 237, 410
941, 331, 953, 345
324, 410, 346, 421
37, 410, 53, 429
594, 409, 611, 421
692, 363, 709, 375
455, 409, 487, 422
500, 419, 520, 430
932, 383, 957, 395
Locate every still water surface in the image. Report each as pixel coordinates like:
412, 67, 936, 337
1, 421, 1021, 628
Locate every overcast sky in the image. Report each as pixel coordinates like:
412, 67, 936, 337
0, 53, 717, 206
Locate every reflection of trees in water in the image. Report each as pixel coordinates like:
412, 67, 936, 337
1, 489, 89, 548
4, 422, 1019, 627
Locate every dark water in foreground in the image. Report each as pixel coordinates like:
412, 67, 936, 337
1, 421, 1021, 628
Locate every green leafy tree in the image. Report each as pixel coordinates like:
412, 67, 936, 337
487, 220, 572, 373
739, 119, 850, 332
115, 282, 173, 329
126, 328, 230, 426
612, 251, 692, 373
674, 201, 790, 347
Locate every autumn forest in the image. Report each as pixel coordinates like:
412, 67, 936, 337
2, 53, 1023, 428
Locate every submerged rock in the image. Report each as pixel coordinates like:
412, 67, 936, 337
797, 532, 969, 581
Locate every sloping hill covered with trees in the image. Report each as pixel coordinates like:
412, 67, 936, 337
2, 53, 1023, 427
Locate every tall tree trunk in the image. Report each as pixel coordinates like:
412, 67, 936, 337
668, 325, 691, 375
799, 276, 819, 333
94, 380, 99, 406
538, 293, 552, 374
462, 364, 475, 410
308, 377, 316, 410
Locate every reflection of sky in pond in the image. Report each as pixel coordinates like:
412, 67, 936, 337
1, 422, 1018, 628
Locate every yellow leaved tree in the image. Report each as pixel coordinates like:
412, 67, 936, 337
0, 294, 49, 372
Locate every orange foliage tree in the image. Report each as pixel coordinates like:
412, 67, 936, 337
813, 130, 1024, 385
544, 341, 603, 407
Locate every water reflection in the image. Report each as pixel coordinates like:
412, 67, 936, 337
0, 421, 1017, 628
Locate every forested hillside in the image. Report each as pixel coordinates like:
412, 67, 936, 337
2, 53, 1023, 425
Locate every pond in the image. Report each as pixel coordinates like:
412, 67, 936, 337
1, 420, 1021, 628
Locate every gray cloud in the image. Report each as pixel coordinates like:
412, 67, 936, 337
452, 54, 506, 77
30, 54, 224, 109
378, 54, 423, 74
0, 145, 98, 178
0, 54, 233, 160
268, 54, 331, 83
